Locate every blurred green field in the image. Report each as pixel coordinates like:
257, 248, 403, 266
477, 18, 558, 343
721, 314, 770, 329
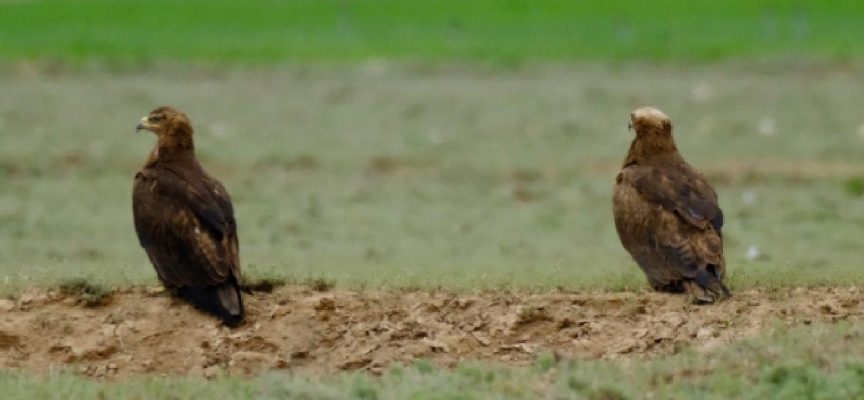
2, 64, 864, 295
1, 0, 863, 64
5, 320, 864, 399
4, 2, 864, 394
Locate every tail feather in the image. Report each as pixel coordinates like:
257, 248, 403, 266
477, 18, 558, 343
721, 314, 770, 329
177, 277, 244, 327
694, 268, 731, 299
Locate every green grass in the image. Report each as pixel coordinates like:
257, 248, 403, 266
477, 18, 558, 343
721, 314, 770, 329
1, 0, 863, 64
2, 64, 864, 295
55, 277, 110, 306
5, 320, 864, 399
3, 3, 864, 395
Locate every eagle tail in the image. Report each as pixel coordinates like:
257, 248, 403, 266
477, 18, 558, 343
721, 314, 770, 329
177, 277, 244, 327
694, 267, 731, 300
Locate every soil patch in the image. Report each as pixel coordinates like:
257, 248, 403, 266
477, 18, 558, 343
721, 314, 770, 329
0, 286, 860, 379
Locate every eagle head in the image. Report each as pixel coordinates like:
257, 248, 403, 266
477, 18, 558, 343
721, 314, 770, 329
628, 107, 672, 137
136, 107, 193, 137
623, 107, 678, 164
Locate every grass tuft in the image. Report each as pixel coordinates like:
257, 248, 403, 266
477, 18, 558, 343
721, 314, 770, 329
305, 277, 337, 292
240, 274, 289, 294
843, 177, 864, 197
56, 278, 109, 307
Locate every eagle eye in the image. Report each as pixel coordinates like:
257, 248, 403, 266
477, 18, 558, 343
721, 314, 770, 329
149, 115, 165, 122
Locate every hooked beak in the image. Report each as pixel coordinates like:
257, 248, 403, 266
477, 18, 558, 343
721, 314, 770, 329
628, 121, 632, 131
136, 117, 148, 133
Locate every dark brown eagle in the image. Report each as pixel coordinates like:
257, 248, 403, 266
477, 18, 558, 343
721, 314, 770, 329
132, 107, 244, 325
612, 107, 730, 303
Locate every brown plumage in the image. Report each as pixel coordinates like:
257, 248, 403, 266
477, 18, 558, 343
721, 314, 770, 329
132, 107, 244, 326
612, 107, 730, 303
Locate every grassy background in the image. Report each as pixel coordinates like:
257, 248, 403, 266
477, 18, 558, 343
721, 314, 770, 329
1, 0, 864, 64
5, 320, 864, 399
2, 65, 864, 294
3, 1, 864, 395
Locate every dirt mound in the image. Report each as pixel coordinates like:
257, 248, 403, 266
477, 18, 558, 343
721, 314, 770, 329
0, 286, 861, 379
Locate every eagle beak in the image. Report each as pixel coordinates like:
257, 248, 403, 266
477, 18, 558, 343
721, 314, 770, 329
136, 117, 148, 133
628, 122, 632, 131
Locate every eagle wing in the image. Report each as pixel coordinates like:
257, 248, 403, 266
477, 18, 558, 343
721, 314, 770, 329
613, 162, 726, 294
132, 166, 240, 288
624, 162, 723, 231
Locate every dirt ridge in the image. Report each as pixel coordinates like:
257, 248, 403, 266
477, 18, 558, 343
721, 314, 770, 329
0, 286, 860, 379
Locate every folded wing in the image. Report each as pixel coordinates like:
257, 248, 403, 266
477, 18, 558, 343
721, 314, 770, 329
133, 165, 243, 324
614, 162, 728, 300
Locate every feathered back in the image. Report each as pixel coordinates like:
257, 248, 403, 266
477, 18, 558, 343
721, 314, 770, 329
613, 107, 730, 303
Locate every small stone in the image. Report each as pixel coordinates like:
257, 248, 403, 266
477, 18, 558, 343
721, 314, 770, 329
203, 365, 220, 379
611, 340, 638, 354
423, 338, 450, 353
696, 328, 713, 340
115, 324, 132, 338
456, 297, 475, 308
229, 351, 274, 374
0, 299, 17, 311
61, 297, 79, 306
101, 325, 115, 337
472, 333, 490, 346
188, 366, 204, 378
315, 298, 335, 311
18, 292, 49, 308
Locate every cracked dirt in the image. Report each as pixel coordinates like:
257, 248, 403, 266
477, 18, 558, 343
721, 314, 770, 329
0, 286, 861, 380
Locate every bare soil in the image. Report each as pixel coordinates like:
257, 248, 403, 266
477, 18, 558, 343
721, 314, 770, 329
0, 286, 861, 379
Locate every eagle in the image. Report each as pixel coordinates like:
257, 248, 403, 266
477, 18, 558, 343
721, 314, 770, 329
132, 106, 244, 326
612, 107, 730, 303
